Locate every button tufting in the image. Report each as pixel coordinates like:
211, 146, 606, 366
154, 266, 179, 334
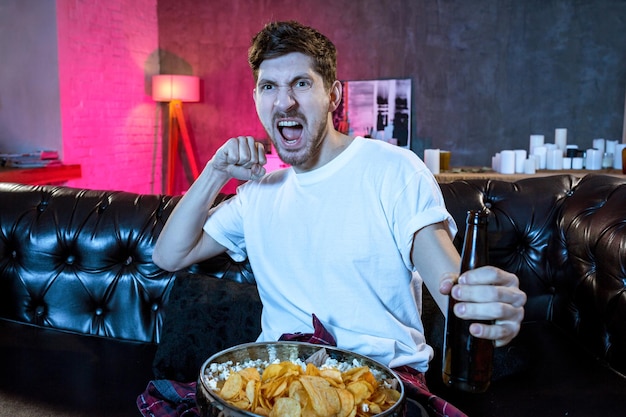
35, 305, 45, 316
95, 308, 104, 316
11, 250, 17, 259
124, 256, 133, 266
151, 303, 159, 312
66, 255, 76, 265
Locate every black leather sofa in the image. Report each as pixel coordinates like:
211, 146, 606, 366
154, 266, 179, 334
1, 174, 625, 416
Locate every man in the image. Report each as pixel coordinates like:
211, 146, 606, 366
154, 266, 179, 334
153, 21, 526, 416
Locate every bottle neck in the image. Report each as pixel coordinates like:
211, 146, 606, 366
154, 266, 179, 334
460, 211, 489, 273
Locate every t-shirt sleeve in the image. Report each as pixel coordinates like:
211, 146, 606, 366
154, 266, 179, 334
203, 195, 248, 262
392, 166, 457, 271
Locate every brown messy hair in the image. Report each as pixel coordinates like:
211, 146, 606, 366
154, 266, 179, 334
248, 21, 337, 91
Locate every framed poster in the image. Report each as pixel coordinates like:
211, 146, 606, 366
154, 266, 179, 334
333, 78, 411, 149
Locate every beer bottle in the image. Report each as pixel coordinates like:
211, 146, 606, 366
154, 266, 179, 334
442, 208, 494, 393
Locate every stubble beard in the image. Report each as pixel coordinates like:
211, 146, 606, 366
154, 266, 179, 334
270, 116, 327, 168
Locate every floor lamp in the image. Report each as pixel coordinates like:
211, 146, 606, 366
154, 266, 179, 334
152, 74, 201, 194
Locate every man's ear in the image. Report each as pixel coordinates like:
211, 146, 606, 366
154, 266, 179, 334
328, 80, 343, 112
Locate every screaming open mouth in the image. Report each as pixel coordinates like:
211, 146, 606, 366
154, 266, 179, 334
277, 120, 304, 145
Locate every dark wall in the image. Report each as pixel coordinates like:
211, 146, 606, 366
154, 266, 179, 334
157, 0, 626, 171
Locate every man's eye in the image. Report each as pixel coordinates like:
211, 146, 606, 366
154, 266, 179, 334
261, 84, 274, 91
295, 80, 312, 90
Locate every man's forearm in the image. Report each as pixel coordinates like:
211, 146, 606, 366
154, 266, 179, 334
152, 164, 230, 271
412, 222, 461, 315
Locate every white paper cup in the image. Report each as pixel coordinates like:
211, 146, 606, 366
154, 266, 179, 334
514, 150, 527, 174
424, 149, 440, 174
586, 148, 602, 170
572, 157, 584, 169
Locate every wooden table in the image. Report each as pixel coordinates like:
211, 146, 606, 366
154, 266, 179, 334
0, 164, 82, 185
435, 168, 625, 183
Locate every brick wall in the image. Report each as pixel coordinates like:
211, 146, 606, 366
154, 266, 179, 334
56, 0, 161, 193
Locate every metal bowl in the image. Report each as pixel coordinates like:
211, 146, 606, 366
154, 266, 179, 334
196, 341, 406, 417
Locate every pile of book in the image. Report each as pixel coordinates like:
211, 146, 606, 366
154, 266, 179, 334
0, 150, 61, 168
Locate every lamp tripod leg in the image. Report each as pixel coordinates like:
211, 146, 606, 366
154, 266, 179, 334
166, 100, 200, 194
171, 101, 200, 179
166, 102, 179, 195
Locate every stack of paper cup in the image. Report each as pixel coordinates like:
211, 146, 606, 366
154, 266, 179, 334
614, 144, 626, 170
424, 149, 440, 174
533, 146, 547, 169
586, 148, 603, 170
524, 158, 536, 174
572, 156, 584, 169
492, 153, 500, 172
546, 149, 563, 170
555, 128, 567, 155
514, 150, 527, 173
606, 140, 618, 156
529, 135, 545, 156
563, 157, 572, 169
500, 150, 516, 174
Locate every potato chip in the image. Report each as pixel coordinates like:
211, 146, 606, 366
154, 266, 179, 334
367, 401, 382, 415
261, 363, 285, 380
363, 371, 378, 389
344, 367, 378, 389
305, 362, 321, 376
320, 368, 344, 387
263, 376, 289, 398
230, 399, 251, 410
220, 373, 244, 400
300, 375, 342, 416
246, 379, 259, 408
347, 380, 374, 404
301, 405, 319, 417
288, 380, 309, 408
337, 388, 356, 417
254, 406, 270, 416
372, 387, 401, 404
269, 397, 302, 417
343, 366, 369, 380
263, 361, 302, 380
259, 390, 273, 412
240, 366, 261, 382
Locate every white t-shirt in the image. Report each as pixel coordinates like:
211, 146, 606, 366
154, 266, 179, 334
203, 137, 456, 371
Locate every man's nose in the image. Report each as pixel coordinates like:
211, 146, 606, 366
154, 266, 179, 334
273, 86, 296, 110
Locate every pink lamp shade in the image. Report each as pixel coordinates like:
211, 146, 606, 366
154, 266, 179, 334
152, 75, 200, 102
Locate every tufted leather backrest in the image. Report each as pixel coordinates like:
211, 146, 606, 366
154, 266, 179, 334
0, 183, 182, 344
557, 174, 626, 374
438, 174, 580, 322
0, 183, 253, 345
440, 174, 626, 375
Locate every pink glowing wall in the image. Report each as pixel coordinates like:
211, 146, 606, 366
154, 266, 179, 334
56, 0, 161, 193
